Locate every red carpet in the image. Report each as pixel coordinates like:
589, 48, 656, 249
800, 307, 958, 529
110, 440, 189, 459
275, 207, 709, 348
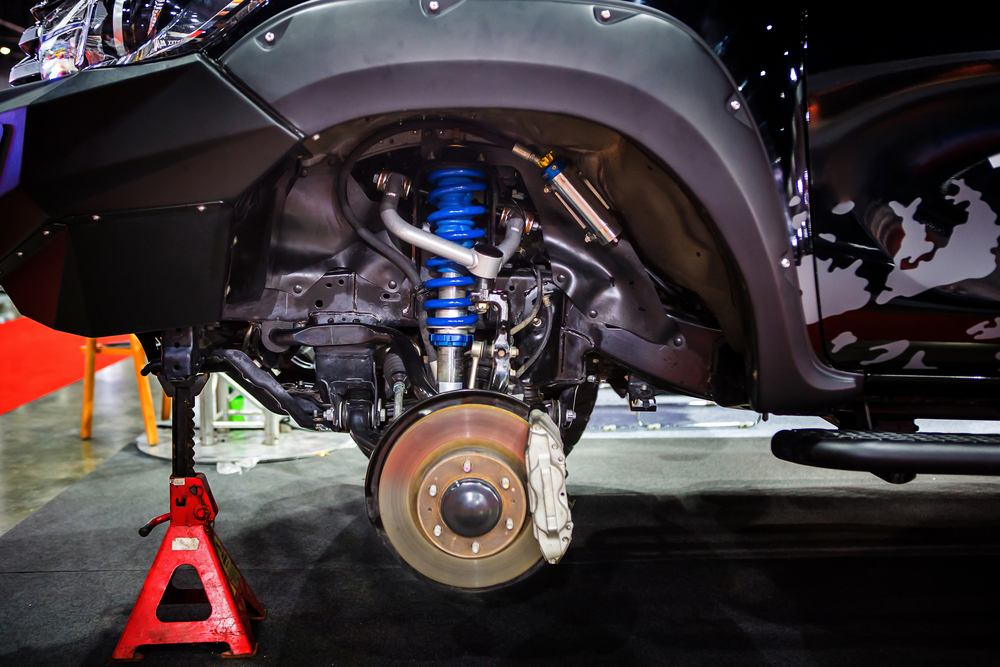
0, 317, 130, 415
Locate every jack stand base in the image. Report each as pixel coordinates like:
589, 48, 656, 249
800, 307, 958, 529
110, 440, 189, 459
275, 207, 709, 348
111, 474, 265, 661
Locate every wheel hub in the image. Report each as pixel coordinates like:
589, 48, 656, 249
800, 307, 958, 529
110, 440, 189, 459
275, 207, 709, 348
416, 450, 527, 559
440, 479, 501, 537
373, 400, 542, 589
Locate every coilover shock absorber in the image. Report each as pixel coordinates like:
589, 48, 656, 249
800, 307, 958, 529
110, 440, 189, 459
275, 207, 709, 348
422, 168, 487, 391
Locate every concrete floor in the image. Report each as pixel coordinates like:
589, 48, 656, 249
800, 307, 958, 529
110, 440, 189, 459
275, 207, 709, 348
0, 361, 163, 534
2, 364, 1000, 665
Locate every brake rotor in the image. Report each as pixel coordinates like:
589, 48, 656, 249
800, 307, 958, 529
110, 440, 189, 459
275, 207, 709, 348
375, 401, 541, 589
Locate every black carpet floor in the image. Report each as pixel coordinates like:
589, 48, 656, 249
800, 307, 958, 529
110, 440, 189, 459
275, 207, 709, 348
2, 441, 1000, 666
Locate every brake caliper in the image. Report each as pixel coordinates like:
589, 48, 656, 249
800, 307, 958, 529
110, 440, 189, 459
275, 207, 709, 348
525, 410, 573, 564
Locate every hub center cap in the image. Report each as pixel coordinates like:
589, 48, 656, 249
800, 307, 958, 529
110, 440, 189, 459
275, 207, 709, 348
416, 449, 528, 559
440, 479, 502, 537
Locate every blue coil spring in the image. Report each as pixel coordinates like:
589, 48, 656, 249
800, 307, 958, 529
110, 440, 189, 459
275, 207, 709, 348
423, 168, 487, 337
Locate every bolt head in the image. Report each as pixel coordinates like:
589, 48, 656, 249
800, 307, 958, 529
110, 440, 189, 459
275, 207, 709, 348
293, 284, 303, 294
471, 541, 481, 554
587, 374, 597, 383
16, 251, 23, 257
429, 484, 437, 497
196, 205, 206, 212
463, 460, 472, 473
92, 215, 100, 221
433, 524, 442, 537
501, 477, 510, 489
729, 99, 742, 112
497, 349, 507, 358
781, 257, 791, 268
428, 0, 440, 11
600, 8, 612, 20
506, 518, 514, 530
388, 280, 398, 289
532, 317, 543, 327
42, 230, 50, 236
264, 31, 275, 43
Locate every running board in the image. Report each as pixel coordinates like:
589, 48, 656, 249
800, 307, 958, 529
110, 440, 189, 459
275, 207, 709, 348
771, 429, 1000, 477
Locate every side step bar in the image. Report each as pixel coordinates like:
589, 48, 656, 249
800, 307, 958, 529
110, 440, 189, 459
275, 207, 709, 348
772, 429, 1000, 477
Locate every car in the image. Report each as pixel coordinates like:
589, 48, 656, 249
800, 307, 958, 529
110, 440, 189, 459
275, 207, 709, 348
3, 0, 1000, 591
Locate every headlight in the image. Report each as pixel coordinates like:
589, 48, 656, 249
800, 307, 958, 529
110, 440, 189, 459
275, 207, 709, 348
11, 0, 264, 85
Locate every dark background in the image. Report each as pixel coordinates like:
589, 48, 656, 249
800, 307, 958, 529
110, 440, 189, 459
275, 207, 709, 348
1, 1, 35, 83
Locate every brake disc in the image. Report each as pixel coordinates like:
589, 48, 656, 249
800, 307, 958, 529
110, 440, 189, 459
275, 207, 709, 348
369, 394, 543, 590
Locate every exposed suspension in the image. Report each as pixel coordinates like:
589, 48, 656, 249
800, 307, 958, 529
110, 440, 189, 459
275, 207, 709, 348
422, 168, 488, 391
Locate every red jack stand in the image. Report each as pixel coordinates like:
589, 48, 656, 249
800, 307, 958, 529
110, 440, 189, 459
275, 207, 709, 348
112, 472, 265, 661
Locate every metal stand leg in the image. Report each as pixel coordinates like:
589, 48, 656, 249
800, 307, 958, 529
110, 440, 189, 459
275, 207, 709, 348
263, 411, 281, 446
199, 376, 216, 447
216, 376, 230, 421
112, 373, 265, 661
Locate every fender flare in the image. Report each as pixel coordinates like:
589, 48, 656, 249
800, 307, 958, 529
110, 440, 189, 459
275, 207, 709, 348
222, 0, 862, 413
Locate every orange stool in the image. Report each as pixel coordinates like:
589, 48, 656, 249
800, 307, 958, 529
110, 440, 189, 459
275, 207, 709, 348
81, 335, 159, 445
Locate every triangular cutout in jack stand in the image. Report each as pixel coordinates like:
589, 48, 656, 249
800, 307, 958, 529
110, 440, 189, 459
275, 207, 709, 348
156, 564, 211, 622
112, 474, 265, 662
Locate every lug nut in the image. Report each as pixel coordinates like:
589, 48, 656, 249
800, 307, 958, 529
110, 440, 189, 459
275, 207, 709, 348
600, 9, 612, 21
729, 99, 741, 112
506, 518, 514, 530
429, 484, 437, 497
264, 31, 275, 43
434, 525, 442, 537
532, 317, 543, 328
463, 461, 471, 473
428, 0, 440, 11
501, 477, 510, 489
472, 542, 481, 554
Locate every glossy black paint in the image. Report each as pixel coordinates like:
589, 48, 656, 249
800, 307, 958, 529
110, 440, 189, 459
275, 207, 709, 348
3, 203, 233, 336
0, 54, 298, 334
807, 11, 1000, 378
641, 1, 809, 254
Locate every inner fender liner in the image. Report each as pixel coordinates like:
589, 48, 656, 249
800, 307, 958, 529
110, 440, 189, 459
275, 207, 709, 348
221, 0, 860, 413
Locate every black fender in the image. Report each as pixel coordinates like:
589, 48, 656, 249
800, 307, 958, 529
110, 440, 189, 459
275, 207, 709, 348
221, 0, 860, 413
0, 56, 300, 335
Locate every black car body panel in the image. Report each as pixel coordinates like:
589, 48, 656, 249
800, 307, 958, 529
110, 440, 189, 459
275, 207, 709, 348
1, 0, 998, 417
0, 54, 299, 335
807, 6, 1000, 378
